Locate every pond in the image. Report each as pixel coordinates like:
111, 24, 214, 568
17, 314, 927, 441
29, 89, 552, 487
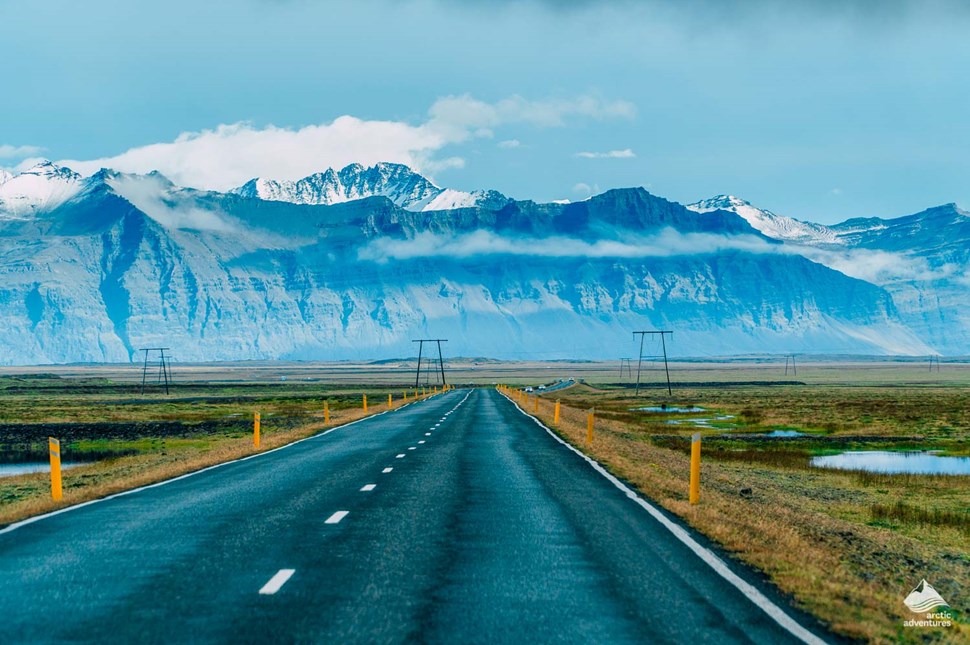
811, 451, 970, 475
665, 415, 735, 428
0, 462, 85, 478
766, 430, 805, 438
0, 448, 133, 479
636, 406, 705, 413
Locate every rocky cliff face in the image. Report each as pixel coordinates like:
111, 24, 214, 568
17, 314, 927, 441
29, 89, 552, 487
0, 163, 946, 364
694, 195, 970, 354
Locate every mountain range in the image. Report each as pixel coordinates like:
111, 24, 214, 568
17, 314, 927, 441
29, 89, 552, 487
0, 160, 964, 365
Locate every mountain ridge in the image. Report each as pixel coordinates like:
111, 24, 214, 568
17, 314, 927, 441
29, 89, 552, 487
0, 160, 962, 363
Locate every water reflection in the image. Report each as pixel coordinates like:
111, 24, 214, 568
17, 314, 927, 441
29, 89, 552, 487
0, 448, 133, 478
0, 462, 82, 477
811, 451, 970, 475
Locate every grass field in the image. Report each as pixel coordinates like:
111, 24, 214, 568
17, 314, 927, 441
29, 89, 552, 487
510, 368, 969, 644
0, 374, 440, 525
1, 358, 967, 643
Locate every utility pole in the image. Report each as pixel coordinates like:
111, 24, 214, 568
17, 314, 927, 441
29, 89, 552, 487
632, 331, 672, 396
414, 341, 424, 388
929, 355, 941, 372
139, 348, 171, 395
412, 339, 448, 387
619, 358, 633, 380
436, 339, 446, 386
785, 354, 797, 376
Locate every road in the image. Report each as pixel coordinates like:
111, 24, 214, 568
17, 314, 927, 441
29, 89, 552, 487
0, 388, 828, 644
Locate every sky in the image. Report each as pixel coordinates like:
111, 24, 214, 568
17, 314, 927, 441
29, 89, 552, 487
1, 0, 968, 223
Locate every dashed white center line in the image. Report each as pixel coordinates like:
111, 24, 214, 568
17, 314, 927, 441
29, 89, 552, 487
425, 432, 431, 436
360, 484, 376, 492
325, 511, 349, 524
259, 569, 295, 595
434, 424, 440, 428
383, 467, 393, 473
396, 454, 406, 459
418, 440, 426, 444
408, 446, 416, 450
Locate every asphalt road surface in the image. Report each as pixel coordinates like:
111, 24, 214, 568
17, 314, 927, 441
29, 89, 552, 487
0, 388, 829, 644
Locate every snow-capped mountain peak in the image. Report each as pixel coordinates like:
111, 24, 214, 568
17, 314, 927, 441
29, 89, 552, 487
687, 194, 838, 244
0, 161, 83, 218
232, 162, 509, 212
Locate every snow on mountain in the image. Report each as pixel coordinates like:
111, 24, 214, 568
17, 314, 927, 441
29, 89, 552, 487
690, 195, 970, 354
687, 195, 839, 244
0, 174, 936, 364
0, 169, 12, 186
232, 162, 509, 212
0, 161, 83, 218
826, 204, 970, 355
0, 163, 963, 363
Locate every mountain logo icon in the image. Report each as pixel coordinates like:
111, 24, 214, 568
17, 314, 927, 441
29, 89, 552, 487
903, 579, 949, 613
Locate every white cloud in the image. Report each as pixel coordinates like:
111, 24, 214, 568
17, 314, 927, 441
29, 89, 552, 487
572, 182, 593, 194
108, 173, 238, 232
791, 245, 961, 285
498, 139, 521, 149
58, 94, 635, 191
427, 94, 635, 139
61, 118, 445, 192
356, 226, 968, 288
358, 228, 774, 263
574, 148, 636, 159
0, 144, 44, 159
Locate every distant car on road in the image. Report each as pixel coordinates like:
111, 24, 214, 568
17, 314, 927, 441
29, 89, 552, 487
525, 387, 534, 392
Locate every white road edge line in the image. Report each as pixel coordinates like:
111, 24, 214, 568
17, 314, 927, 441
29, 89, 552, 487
0, 399, 400, 537
325, 511, 349, 524
259, 569, 295, 595
360, 484, 376, 492
382, 467, 393, 473
500, 391, 827, 645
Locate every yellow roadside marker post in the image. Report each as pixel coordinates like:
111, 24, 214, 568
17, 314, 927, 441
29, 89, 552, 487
403, 391, 408, 402
363, 394, 368, 413
554, 400, 561, 425
690, 433, 702, 505
586, 408, 594, 445
48, 437, 62, 501
388, 393, 393, 409
254, 412, 261, 449
534, 395, 539, 414
324, 400, 330, 425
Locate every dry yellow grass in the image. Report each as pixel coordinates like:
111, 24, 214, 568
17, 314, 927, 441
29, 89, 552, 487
0, 397, 403, 527
505, 387, 969, 644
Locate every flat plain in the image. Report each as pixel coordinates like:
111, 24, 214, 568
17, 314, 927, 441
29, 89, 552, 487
1, 358, 967, 643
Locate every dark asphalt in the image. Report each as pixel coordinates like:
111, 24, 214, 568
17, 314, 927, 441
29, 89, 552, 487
0, 388, 827, 644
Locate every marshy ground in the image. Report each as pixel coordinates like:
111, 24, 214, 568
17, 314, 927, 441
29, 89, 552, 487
0, 359, 967, 643
528, 368, 968, 643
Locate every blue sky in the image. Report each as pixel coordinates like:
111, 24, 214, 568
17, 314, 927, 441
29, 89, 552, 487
2, 0, 968, 223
